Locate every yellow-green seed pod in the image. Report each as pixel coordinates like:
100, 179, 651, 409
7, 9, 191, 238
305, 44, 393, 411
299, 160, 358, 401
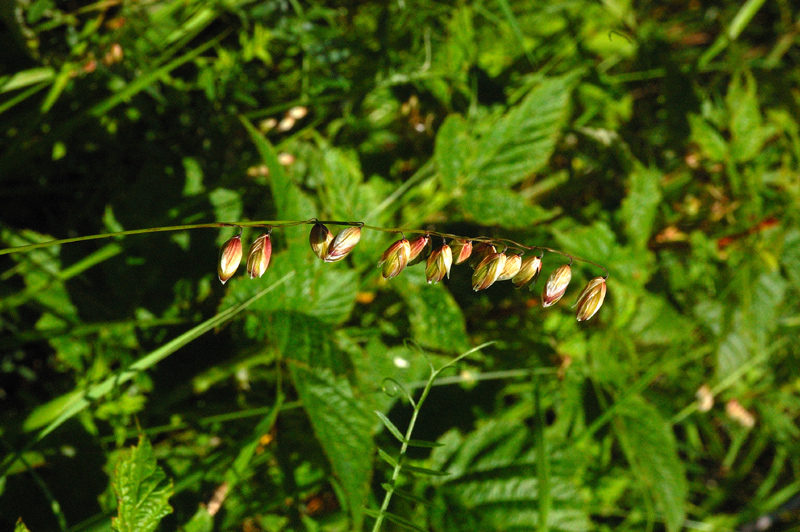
324, 226, 362, 262
309, 222, 333, 260
575, 276, 607, 321
512, 255, 542, 288
469, 242, 496, 268
542, 264, 572, 307
407, 234, 431, 265
425, 244, 453, 284
496, 253, 522, 281
378, 238, 411, 279
246, 233, 272, 279
472, 252, 506, 291
218, 235, 243, 284
450, 239, 473, 265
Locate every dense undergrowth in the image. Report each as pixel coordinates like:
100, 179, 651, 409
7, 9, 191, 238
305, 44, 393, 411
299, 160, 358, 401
1, 0, 800, 531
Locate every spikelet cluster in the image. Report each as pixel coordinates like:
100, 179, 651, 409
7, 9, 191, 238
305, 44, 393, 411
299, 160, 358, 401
215, 221, 607, 321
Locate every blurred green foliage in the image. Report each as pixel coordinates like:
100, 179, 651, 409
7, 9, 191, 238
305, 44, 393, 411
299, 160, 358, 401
1, 0, 800, 531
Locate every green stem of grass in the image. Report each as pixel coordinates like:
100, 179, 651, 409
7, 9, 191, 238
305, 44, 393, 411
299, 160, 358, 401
1, 219, 609, 276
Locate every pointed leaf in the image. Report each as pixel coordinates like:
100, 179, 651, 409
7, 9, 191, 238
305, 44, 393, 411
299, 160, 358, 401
111, 435, 173, 532
375, 411, 406, 444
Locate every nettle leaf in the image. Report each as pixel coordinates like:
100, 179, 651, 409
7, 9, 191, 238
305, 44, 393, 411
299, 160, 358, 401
111, 435, 173, 532
435, 114, 476, 190
427, 419, 590, 532
621, 167, 662, 250
393, 267, 469, 353
289, 363, 374, 530
273, 313, 373, 529
614, 397, 687, 532
460, 187, 560, 228
471, 74, 576, 188
221, 250, 358, 340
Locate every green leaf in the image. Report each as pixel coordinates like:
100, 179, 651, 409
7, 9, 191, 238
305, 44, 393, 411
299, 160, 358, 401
378, 448, 399, 468
459, 187, 559, 228
14, 519, 31, 532
726, 71, 772, 163
435, 114, 476, 190
403, 464, 451, 477
427, 419, 590, 532
182, 507, 214, 532
375, 411, 406, 444
111, 435, 173, 532
614, 397, 687, 532
381, 484, 433, 506
621, 167, 662, 249
289, 363, 374, 530
471, 74, 576, 188
406, 439, 443, 448
19, 274, 292, 441
364, 508, 429, 532
281, 316, 373, 529
0, 67, 55, 93
393, 267, 469, 353
222, 252, 358, 337
689, 114, 728, 162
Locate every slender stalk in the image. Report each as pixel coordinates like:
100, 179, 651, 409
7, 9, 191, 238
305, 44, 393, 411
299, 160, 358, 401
371, 342, 493, 532
1, 218, 609, 277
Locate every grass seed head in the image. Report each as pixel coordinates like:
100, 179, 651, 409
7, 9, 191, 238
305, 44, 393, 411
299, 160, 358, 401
425, 244, 452, 284
309, 222, 333, 260
512, 255, 542, 288
246, 233, 272, 279
574, 276, 606, 321
497, 253, 522, 281
378, 237, 411, 279
218, 235, 243, 284
324, 226, 362, 262
472, 252, 506, 291
542, 264, 572, 307
450, 239, 473, 265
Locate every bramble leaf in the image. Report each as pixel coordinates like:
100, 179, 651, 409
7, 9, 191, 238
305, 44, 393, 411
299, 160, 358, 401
111, 435, 173, 532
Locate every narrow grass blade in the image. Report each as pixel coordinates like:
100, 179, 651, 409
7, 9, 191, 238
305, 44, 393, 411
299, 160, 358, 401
402, 464, 449, 477
20, 272, 294, 442
378, 448, 398, 468
364, 508, 428, 532
375, 411, 406, 444
380, 484, 432, 507
405, 439, 442, 448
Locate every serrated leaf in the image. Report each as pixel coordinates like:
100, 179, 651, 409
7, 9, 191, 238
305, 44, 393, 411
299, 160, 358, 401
111, 435, 173, 532
428, 419, 590, 532
288, 362, 373, 529
460, 187, 559, 228
621, 167, 662, 249
614, 397, 687, 532
435, 114, 476, 190
375, 411, 406, 444
471, 74, 576, 188
393, 268, 469, 353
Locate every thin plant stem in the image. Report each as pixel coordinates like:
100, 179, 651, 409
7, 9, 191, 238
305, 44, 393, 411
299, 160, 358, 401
371, 343, 493, 532
1, 219, 609, 277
